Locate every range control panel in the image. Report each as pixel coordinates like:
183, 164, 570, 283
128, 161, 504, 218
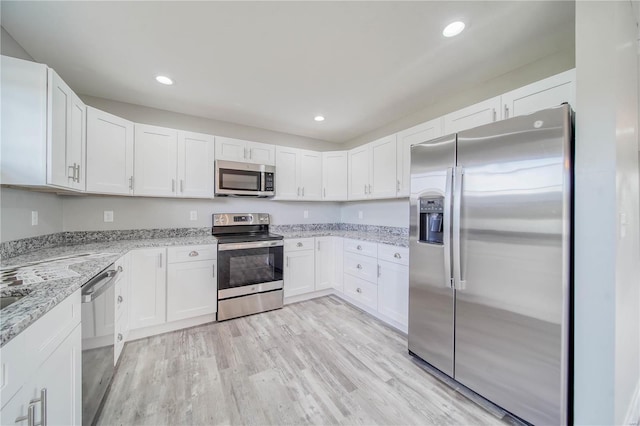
213, 213, 270, 226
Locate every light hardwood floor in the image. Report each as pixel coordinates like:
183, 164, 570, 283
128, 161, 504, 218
98, 296, 514, 426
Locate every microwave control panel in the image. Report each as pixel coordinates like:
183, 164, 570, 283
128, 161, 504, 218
264, 172, 274, 191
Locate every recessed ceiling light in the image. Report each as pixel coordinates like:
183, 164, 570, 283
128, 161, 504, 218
155, 75, 173, 85
314, 115, 325, 122
443, 21, 465, 37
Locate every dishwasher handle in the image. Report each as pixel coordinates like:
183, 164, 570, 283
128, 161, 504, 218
81, 268, 118, 303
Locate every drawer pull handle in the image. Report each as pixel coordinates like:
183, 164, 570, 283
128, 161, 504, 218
117, 295, 123, 304
356, 288, 362, 294
356, 245, 362, 250
394, 253, 401, 259
15, 404, 35, 425
296, 242, 303, 247
356, 264, 362, 270
189, 251, 199, 257
117, 333, 123, 342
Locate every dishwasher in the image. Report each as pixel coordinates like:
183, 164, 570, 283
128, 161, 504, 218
81, 264, 120, 426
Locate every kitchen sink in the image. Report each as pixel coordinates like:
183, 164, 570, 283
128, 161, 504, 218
0, 295, 24, 310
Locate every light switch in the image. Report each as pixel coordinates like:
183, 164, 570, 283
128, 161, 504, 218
104, 210, 114, 223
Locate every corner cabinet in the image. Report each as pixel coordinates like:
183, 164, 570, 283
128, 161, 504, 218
275, 147, 322, 200
348, 135, 397, 200
321, 151, 348, 200
1, 55, 85, 191
86, 107, 135, 195
215, 136, 275, 165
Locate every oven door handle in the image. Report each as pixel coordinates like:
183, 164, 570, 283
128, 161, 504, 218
218, 240, 284, 251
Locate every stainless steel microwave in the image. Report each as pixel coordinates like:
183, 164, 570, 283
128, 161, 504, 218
215, 160, 275, 197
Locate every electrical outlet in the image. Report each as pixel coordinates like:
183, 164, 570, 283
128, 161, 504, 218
303, 210, 309, 219
358, 210, 363, 219
190, 211, 198, 221
31, 211, 38, 226
103, 210, 114, 223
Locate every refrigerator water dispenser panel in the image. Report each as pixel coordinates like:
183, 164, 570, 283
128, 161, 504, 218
419, 197, 444, 244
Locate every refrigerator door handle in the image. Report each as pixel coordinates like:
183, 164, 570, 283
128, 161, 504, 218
443, 167, 454, 288
453, 166, 466, 290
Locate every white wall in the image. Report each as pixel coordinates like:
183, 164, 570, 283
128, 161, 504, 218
574, 1, 640, 424
340, 199, 409, 228
62, 195, 340, 231
0, 188, 63, 242
1, 26, 33, 61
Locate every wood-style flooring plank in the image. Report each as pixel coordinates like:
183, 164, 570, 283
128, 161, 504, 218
98, 296, 512, 426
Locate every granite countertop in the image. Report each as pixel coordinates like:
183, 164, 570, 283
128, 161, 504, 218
276, 230, 409, 248
0, 236, 218, 348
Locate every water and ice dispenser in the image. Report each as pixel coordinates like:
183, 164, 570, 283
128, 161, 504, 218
419, 197, 444, 244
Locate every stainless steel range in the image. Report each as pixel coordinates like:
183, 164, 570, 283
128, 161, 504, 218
213, 213, 284, 321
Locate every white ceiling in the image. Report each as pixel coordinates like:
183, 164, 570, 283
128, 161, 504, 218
1, 1, 574, 143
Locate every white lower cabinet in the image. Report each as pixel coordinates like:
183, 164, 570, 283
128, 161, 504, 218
343, 274, 378, 310
284, 239, 316, 298
129, 248, 167, 329
315, 237, 334, 291
0, 291, 81, 426
377, 259, 409, 328
114, 254, 130, 364
167, 245, 217, 322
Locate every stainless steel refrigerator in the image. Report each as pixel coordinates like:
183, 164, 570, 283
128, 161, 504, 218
408, 104, 572, 425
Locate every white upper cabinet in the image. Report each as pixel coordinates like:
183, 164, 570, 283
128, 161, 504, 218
501, 69, 576, 118
443, 96, 501, 134
215, 136, 275, 165
396, 117, 443, 198
275, 146, 321, 200
322, 151, 348, 201
133, 124, 178, 197
348, 135, 397, 200
177, 131, 215, 198
86, 107, 134, 195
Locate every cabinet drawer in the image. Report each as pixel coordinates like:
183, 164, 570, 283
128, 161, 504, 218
343, 253, 378, 283
377, 244, 409, 266
343, 274, 378, 311
343, 239, 377, 258
284, 237, 315, 252
168, 245, 217, 263
25, 290, 81, 370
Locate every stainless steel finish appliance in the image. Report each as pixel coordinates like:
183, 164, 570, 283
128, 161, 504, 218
215, 160, 275, 197
408, 105, 573, 425
81, 265, 120, 426
213, 213, 284, 320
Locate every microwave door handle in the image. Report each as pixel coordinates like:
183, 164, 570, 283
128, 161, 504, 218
444, 167, 453, 289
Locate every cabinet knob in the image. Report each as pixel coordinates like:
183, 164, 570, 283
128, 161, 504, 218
356, 264, 362, 270
117, 265, 123, 272
356, 288, 362, 294
189, 251, 199, 257
394, 253, 401, 259
356, 245, 362, 250
117, 295, 123, 304
296, 242, 303, 247
117, 333, 123, 342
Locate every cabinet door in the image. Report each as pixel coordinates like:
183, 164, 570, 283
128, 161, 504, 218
215, 136, 247, 162
299, 150, 322, 200
247, 141, 276, 165
315, 237, 334, 290
134, 124, 178, 197
167, 259, 217, 322
333, 237, 344, 292
322, 151, 347, 200
129, 248, 167, 329
47, 69, 74, 188
177, 131, 215, 198
67, 93, 85, 191
0, 388, 30, 426
396, 118, 443, 197
377, 260, 409, 328
348, 145, 369, 200
443, 96, 501, 134
275, 146, 299, 200
501, 69, 576, 118
27, 324, 81, 426
86, 107, 134, 195
284, 250, 315, 298
370, 135, 397, 199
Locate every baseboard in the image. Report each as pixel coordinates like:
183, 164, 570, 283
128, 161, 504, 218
624, 380, 640, 425
127, 313, 217, 341
284, 288, 335, 305
332, 290, 407, 335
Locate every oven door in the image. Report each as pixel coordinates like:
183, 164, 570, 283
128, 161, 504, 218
217, 240, 284, 299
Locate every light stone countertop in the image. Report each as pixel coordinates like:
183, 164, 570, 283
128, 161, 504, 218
0, 230, 408, 347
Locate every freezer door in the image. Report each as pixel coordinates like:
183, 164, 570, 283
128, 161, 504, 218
408, 134, 456, 377
453, 105, 571, 425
